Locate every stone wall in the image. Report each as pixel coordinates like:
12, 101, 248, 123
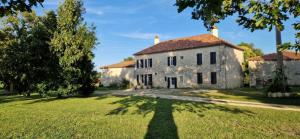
135, 45, 244, 89
101, 67, 135, 87
249, 60, 300, 87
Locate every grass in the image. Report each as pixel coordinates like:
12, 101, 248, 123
0, 94, 300, 138
174, 87, 300, 106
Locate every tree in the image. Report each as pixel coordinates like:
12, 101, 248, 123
51, 0, 97, 96
0, 11, 58, 95
176, 0, 300, 92
0, 0, 44, 17
238, 42, 263, 85
124, 57, 133, 61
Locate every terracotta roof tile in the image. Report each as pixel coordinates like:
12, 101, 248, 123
134, 34, 243, 56
100, 60, 135, 69
249, 51, 300, 61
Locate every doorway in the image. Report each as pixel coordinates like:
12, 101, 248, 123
167, 77, 177, 89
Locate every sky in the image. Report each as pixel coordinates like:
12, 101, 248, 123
36, 0, 299, 71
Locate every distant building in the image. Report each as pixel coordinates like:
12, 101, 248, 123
100, 60, 135, 87
133, 27, 244, 89
248, 51, 300, 87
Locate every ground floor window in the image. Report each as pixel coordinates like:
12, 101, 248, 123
137, 74, 153, 86
197, 73, 203, 84
211, 72, 217, 84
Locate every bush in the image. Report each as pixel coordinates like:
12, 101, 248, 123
0, 81, 4, 89
266, 69, 291, 93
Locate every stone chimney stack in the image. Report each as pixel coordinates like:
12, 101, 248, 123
211, 26, 219, 37
154, 35, 160, 45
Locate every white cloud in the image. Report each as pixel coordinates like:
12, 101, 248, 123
114, 31, 172, 40
86, 8, 103, 16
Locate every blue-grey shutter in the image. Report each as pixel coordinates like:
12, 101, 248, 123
197, 53, 202, 65
210, 52, 216, 64
167, 57, 170, 66
149, 59, 152, 67
173, 56, 177, 66
136, 60, 139, 68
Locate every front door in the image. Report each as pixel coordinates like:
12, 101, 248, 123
167, 77, 177, 89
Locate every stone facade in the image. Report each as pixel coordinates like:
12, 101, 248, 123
134, 45, 244, 89
101, 67, 135, 87
249, 60, 300, 87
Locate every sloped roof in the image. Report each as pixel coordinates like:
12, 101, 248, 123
249, 51, 300, 61
134, 34, 243, 56
100, 60, 135, 69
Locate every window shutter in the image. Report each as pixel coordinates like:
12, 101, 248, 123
167, 57, 170, 66
145, 59, 148, 68
197, 73, 203, 84
136, 60, 139, 68
210, 52, 216, 64
173, 56, 177, 66
149, 59, 152, 67
197, 53, 202, 65
137, 75, 139, 85
211, 72, 217, 84
141, 59, 144, 68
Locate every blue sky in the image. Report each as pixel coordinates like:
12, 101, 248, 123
36, 0, 298, 71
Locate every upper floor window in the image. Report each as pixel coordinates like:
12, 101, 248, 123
167, 56, 177, 66
197, 53, 202, 65
149, 59, 152, 68
210, 52, 216, 64
136, 60, 139, 68
140, 59, 144, 68
145, 59, 148, 68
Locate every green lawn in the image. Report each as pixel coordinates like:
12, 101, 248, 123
174, 88, 300, 106
0, 94, 300, 138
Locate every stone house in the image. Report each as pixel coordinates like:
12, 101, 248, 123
248, 51, 300, 87
100, 60, 135, 87
133, 28, 244, 89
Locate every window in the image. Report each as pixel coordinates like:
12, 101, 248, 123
141, 75, 144, 83
140, 59, 144, 68
197, 73, 203, 84
210, 52, 216, 64
167, 56, 177, 66
136, 60, 139, 68
137, 75, 140, 85
211, 72, 217, 84
145, 59, 148, 68
149, 59, 152, 67
197, 53, 202, 65
165, 76, 167, 81
144, 74, 148, 85
148, 74, 153, 86
180, 76, 183, 82
173, 56, 177, 66
180, 56, 184, 59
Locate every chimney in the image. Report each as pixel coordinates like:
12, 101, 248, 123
211, 26, 218, 37
154, 35, 160, 45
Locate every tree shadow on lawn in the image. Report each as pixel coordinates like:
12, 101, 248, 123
106, 96, 255, 139
0, 94, 42, 104
187, 89, 300, 106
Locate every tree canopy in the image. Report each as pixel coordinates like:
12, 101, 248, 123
0, 0, 44, 17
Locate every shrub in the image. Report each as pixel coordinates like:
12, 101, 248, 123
266, 69, 291, 93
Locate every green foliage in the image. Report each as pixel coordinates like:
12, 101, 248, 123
0, 0, 97, 97
0, 81, 3, 89
266, 69, 291, 93
124, 57, 133, 61
0, 0, 44, 17
51, 0, 97, 96
0, 11, 58, 94
238, 42, 263, 85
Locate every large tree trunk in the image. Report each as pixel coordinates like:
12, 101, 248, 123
275, 27, 287, 92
